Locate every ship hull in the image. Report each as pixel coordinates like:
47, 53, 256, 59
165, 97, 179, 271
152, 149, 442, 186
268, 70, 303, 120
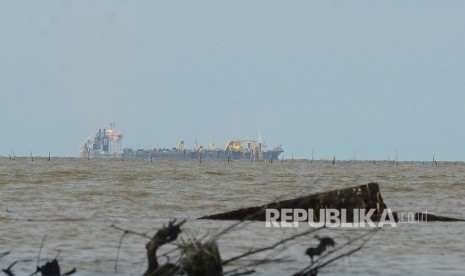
123, 149, 283, 161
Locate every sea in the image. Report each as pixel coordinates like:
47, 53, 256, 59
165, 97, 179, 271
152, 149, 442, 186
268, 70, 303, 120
0, 158, 464, 275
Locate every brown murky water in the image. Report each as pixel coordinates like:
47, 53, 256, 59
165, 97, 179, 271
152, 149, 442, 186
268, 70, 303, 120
1, 158, 464, 275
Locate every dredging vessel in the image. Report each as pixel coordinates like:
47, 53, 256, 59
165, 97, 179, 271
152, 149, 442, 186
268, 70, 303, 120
80, 125, 283, 161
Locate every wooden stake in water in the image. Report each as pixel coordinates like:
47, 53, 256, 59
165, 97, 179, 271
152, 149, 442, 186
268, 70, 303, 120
311, 147, 314, 164
48, 151, 51, 162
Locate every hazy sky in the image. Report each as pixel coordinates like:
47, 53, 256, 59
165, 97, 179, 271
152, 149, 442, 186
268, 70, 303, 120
1, 1, 465, 160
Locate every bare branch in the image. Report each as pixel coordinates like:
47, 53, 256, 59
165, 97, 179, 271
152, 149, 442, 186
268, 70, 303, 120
2, 261, 17, 276
223, 227, 323, 265
294, 229, 379, 275
110, 224, 152, 239
0, 252, 9, 260
143, 219, 186, 276
316, 230, 377, 269
36, 235, 47, 268
114, 231, 128, 273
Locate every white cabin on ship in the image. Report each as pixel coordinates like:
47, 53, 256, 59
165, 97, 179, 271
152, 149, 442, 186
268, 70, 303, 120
80, 123, 123, 158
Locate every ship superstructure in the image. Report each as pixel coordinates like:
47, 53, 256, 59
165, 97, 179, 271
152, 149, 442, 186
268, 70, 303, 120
80, 123, 123, 158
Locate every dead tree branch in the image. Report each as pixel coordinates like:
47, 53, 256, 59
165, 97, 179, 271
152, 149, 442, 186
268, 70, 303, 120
223, 227, 323, 266
143, 219, 186, 276
2, 261, 17, 276
293, 229, 378, 276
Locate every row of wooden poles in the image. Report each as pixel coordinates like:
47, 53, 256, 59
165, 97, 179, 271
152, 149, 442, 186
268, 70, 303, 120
8, 152, 51, 162
6, 152, 461, 167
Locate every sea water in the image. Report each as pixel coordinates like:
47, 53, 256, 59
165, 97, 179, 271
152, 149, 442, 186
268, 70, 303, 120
1, 158, 464, 275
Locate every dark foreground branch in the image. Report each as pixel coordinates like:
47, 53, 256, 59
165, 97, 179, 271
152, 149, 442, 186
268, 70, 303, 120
223, 227, 323, 266
143, 219, 186, 276
293, 230, 378, 276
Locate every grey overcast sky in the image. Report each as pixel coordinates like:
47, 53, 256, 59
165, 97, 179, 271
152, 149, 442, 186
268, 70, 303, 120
1, 1, 465, 160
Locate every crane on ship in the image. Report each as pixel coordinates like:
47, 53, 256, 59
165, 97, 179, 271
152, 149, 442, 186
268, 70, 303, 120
209, 142, 217, 151
178, 140, 186, 154
223, 139, 262, 152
